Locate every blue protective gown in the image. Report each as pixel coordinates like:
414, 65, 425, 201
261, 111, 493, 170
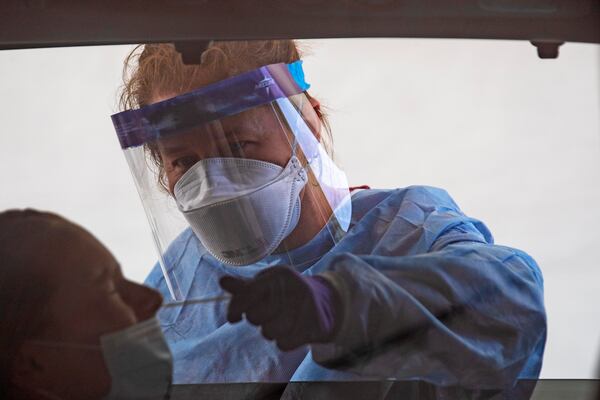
146, 186, 546, 388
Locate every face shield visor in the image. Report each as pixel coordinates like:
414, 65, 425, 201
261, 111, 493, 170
111, 62, 351, 301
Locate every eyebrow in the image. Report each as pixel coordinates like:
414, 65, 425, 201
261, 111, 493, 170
90, 262, 120, 285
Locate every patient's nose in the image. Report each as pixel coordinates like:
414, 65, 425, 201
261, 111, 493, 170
123, 281, 163, 321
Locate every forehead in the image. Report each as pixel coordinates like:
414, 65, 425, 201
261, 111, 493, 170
43, 225, 118, 285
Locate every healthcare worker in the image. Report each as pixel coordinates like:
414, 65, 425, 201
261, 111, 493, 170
112, 40, 546, 392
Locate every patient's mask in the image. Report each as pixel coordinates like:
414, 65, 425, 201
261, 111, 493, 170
26, 317, 172, 400
111, 61, 351, 300
101, 317, 172, 400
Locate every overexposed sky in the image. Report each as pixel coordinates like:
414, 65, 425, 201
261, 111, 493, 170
0, 39, 598, 378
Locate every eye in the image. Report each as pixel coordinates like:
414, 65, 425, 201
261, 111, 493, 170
105, 280, 120, 296
228, 141, 249, 156
173, 155, 199, 170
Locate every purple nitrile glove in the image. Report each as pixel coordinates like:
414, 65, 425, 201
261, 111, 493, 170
220, 266, 343, 351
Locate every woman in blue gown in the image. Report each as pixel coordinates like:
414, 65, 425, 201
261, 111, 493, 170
112, 40, 546, 393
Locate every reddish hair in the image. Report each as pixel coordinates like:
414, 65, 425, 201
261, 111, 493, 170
119, 41, 305, 109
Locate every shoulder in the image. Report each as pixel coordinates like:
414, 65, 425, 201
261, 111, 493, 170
399, 185, 461, 210
352, 185, 461, 214
350, 186, 493, 248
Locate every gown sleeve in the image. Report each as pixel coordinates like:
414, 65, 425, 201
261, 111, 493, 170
310, 187, 547, 389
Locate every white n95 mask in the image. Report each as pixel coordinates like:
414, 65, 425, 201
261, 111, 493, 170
174, 155, 308, 266
101, 317, 173, 400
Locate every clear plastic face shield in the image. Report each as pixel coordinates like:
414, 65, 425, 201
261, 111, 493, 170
112, 62, 351, 301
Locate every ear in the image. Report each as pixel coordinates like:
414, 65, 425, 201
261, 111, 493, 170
303, 96, 322, 142
308, 97, 321, 114
11, 342, 48, 392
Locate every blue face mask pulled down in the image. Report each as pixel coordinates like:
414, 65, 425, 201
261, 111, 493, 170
101, 317, 173, 400
25, 317, 172, 400
174, 155, 308, 266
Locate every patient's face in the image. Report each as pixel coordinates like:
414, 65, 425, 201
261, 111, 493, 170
17, 226, 163, 399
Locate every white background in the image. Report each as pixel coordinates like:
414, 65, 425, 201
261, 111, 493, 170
0, 39, 598, 378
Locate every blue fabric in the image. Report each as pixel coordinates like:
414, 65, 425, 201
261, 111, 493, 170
145, 186, 546, 387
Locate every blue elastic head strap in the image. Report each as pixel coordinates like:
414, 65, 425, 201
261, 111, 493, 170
287, 60, 311, 91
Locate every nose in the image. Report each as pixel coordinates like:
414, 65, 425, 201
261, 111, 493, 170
123, 281, 163, 321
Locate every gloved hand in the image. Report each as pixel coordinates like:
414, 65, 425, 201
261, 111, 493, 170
220, 266, 343, 351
